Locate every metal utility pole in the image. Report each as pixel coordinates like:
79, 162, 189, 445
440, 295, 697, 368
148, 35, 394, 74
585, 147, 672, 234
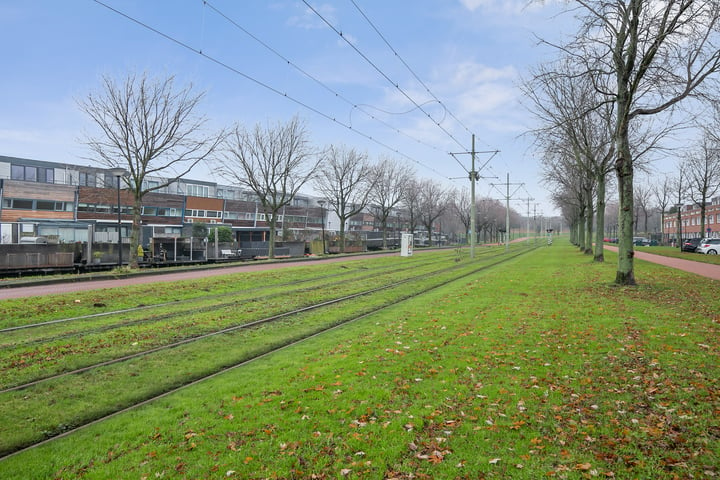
533, 203, 541, 246
109, 167, 127, 267
450, 136, 498, 259
490, 173, 524, 252
517, 196, 534, 244
470, 135, 477, 259
506, 173, 510, 251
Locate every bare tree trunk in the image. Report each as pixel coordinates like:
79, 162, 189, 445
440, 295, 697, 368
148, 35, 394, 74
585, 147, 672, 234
615, 119, 636, 285
268, 213, 277, 259
576, 204, 586, 251
339, 220, 347, 253
584, 188, 593, 255
594, 175, 606, 262
131, 197, 142, 268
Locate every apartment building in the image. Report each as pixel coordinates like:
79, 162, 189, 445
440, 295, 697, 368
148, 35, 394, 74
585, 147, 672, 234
0, 155, 325, 246
662, 197, 720, 241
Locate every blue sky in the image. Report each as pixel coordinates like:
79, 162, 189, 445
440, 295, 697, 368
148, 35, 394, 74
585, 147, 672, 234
0, 1, 573, 216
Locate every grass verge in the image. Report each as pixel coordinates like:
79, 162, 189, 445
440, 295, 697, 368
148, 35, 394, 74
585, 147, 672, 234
0, 244, 718, 479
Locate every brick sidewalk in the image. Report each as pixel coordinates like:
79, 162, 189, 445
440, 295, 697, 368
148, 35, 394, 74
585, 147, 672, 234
604, 245, 720, 280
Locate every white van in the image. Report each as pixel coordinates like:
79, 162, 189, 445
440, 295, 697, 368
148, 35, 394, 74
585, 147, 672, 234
19, 236, 48, 244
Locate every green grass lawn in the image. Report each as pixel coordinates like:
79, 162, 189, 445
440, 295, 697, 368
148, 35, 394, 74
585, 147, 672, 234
0, 244, 717, 479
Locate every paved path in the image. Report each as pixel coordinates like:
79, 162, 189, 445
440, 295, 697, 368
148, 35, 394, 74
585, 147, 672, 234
0, 253, 397, 300
2, 247, 717, 300
604, 245, 720, 281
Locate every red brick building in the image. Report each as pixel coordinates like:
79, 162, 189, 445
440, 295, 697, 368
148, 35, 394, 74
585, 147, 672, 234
662, 197, 720, 241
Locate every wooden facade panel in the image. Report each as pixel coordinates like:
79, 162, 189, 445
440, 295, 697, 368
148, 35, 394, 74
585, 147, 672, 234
185, 196, 223, 210
1, 210, 74, 222
144, 192, 185, 209
4, 180, 76, 201
78, 186, 134, 205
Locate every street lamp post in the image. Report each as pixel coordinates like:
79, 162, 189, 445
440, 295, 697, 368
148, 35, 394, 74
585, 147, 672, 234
318, 200, 326, 255
396, 210, 400, 249
109, 167, 127, 267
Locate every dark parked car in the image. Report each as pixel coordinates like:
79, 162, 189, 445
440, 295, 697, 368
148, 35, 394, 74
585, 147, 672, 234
681, 238, 701, 252
633, 237, 651, 246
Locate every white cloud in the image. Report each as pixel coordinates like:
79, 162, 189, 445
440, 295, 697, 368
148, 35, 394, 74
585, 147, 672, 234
450, 62, 517, 87
287, 3, 337, 30
0, 129, 43, 144
459, 0, 559, 15
437, 61, 521, 125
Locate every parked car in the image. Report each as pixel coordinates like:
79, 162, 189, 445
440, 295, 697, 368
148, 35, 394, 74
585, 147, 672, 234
633, 237, 650, 246
696, 238, 720, 255
681, 238, 702, 252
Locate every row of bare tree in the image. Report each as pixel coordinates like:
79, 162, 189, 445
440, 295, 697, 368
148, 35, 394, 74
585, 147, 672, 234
78, 73, 523, 266
524, 1, 720, 285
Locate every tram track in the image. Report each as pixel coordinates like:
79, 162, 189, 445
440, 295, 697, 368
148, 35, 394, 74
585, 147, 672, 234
0, 255, 454, 351
0, 254, 458, 332
0, 252, 493, 391
0, 246, 534, 459
0, 257, 469, 389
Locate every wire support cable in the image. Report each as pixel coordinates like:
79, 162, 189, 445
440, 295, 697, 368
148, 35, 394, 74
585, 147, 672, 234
202, 0, 449, 159
93, 0, 447, 178
348, 0, 474, 138
301, 0, 469, 153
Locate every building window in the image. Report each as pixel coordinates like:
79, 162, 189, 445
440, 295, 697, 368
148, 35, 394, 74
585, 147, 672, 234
79, 172, 95, 187
3, 198, 34, 209
11, 165, 24, 180
2, 198, 71, 211
142, 180, 160, 191
186, 184, 210, 197
36, 200, 61, 211
11, 164, 44, 182
156, 207, 181, 217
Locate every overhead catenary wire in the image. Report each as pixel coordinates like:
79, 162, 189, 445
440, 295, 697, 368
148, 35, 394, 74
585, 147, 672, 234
301, 0, 470, 155
92, 0, 448, 178
345, 1, 501, 171
201, 0, 450, 159
348, 0, 475, 138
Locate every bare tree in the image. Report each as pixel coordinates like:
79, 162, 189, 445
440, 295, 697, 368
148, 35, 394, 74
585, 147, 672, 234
450, 187, 471, 244
686, 133, 720, 236
78, 72, 225, 268
476, 197, 507, 244
524, 58, 614, 260
541, 144, 590, 248
401, 176, 422, 236
218, 117, 318, 258
368, 157, 411, 249
418, 179, 450, 247
633, 180, 653, 235
651, 174, 674, 243
672, 163, 690, 246
561, 0, 720, 285
314, 145, 374, 253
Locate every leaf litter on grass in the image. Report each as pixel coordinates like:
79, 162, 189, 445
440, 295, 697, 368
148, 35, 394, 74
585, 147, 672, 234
1, 245, 718, 479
